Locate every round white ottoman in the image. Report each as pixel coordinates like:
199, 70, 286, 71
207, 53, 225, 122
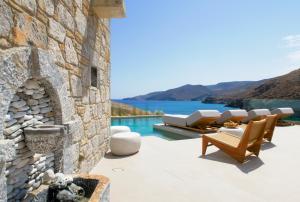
110, 132, 141, 156
111, 126, 131, 135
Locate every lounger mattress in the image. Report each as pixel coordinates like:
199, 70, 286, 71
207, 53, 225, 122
163, 114, 187, 127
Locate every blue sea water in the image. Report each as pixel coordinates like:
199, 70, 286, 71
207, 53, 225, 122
113, 100, 236, 115
111, 100, 237, 140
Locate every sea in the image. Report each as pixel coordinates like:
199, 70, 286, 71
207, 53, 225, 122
112, 100, 236, 115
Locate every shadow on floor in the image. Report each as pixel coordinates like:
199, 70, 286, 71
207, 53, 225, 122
104, 152, 138, 159
261, 142, 276, 150
199, 150, 264, 174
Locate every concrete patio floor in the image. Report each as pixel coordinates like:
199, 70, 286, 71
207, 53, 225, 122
91, 125, 300, 202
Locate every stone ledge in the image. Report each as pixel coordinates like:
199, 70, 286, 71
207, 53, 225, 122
91, 0, 126, 18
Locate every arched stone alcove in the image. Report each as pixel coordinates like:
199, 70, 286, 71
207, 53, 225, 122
0, 47, 81, 201
0, 47, 76, 138
0, 47, 75, 138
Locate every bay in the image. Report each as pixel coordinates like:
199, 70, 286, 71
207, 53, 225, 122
112, 100, 237, 115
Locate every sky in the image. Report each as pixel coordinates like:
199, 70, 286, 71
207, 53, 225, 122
110, 0, 300, 99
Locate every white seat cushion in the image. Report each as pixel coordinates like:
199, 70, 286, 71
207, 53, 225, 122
110, 132, 141, 156
217, 110, 248, 124
219, 127, 244, 138
111, 126, 131, 135
163, 114, 187, 127
242, 109, 271, 123
271, 108, 294, 118
186, 110, 220, 127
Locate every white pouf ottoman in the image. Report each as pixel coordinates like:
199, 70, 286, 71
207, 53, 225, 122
111, 126, 131, 135
110, 132, 141, 156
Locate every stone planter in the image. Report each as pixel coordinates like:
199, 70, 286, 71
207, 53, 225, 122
24, 174, 110, 202
24, 125, 67, 154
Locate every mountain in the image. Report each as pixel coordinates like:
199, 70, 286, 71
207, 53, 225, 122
124, 68, 300, 103
124, 81, 262, 101
111, 101, 163, 116
206, 81, 265, 96
125, 91, 164, 101
125, 84, 212, 101
242, 69, 300, 99
203, 69, 300, 108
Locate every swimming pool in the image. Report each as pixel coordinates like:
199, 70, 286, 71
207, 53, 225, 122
111, 117, 190, 140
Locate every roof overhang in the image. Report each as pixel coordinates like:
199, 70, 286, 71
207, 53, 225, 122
91, 0, 126, 18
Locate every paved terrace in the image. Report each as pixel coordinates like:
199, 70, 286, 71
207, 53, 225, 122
91, 125, 300, 202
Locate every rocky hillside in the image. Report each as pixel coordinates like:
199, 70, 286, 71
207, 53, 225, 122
125, 81, 263, 101
125, 84, 212, 101
243, 69, 300, 99
203, 68, 300, 108
206, 81, 265, 96
124, 69, 300, 108
111, 101, 162, 116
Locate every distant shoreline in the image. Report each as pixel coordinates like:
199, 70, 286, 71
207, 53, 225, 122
112, 115, 163, 119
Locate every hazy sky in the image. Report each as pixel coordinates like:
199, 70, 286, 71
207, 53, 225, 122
110, 0, 300, 99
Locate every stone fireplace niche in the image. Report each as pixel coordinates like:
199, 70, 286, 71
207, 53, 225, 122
0, 47, 81, 201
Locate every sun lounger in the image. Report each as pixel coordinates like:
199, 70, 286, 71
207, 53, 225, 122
242, 109, 271, 123
186, 110, 221, 127
163, 110, 221, 133
271, 108, 295, 126
202, 119, 267, 163
216, 110, 248, 124
271, 108, 294, 119
163, 114, 187, 127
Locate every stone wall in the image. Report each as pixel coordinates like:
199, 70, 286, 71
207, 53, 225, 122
0, 0, 111, 200
4, 79, 56, 201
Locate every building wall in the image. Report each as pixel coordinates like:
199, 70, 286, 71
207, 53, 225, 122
0, 0, 111, 178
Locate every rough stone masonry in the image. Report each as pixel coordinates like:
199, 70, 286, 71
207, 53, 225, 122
4, 79, 56, 201
0, 0, 112, 201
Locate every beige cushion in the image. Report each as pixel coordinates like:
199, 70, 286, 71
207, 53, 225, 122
218, 127, 244, 138
110, 132, 141, 156
206, 132, 240, 148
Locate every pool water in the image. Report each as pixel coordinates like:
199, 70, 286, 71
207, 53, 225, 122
111, 117, 190, 140
111, 100, 238, 140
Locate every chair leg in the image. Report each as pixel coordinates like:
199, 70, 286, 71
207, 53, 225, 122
266, 136, 272, 142
202, 137, 209, 156
264, 131, 273, 142
248, 144, 261, 156
236, 156, 245, 163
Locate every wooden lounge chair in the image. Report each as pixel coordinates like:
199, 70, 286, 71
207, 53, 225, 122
240, 115, 278, 142
202, 119, 267, 163
263, 114, 279, 142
